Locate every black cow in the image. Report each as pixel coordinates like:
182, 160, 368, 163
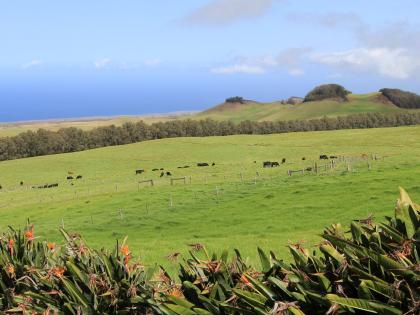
305, 167, 313, 172
160, 172, 165, 177
67, 176, 74, 180
302, 157, 306, 161
160, 168, 164, 170
166, 171, 172, 176
263, 161, 279, 168
177, 166, 183, 169
76, 175, 83, 179
135, 170, 144, 175
197, 163, 209, 167
281, 158, 286, 164
20, 181, 24, 186
0, 185, 2, 190
152, 168, 159, 171
183, 165, 190, 168
212, 162, 216, 166
320, 155, 329, 160
329, 156, 338, 159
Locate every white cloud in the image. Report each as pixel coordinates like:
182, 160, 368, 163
313, 47, 419, 79
144, 58, 162, 66
211, 48, 310, 76
21, 59, 43, 70
183, 0, 276, 26
288, 68, 305, 76
211, 64, 266, 75
94, 58, 112, 70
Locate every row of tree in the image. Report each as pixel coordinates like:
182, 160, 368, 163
1, 111, 420, 161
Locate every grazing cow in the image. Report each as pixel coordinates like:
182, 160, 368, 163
305, 167, 313, 172
281, 158, 286, 164
0, 185, 2, 190
302, 157, 306, 161
319, 155, 329, 160
160, 172, 165, 177
254, 161, 257, 163
329, 156, 338, 159
177, 166, 183, 169
152, 168, 159, 171
183, 165, 190, 168
212, 162, 216, 166
197, 163, 209, 167
67, 176, 74, 180
20, 181, 24, 186
76, 175, 83, 179
135, 170, 144, 175
166, 171, 172, 176
263, 161, 279, 168
160, 168, 164, 170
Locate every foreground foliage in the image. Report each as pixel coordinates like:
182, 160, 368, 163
0, 188, 419, 314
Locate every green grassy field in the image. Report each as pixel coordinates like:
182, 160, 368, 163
0, 126, 419, 272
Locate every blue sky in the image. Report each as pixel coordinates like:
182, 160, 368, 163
1, 0, 420, 121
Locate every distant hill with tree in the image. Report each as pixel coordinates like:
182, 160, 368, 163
304, 84, 351, 102
380, 88, 420, 109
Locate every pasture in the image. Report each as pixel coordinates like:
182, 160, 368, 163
0, 126, 419, 272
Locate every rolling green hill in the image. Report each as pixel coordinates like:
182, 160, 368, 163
0, 126, 419, 271
196, 93, 413, 123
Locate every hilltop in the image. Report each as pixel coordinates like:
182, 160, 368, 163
196, 92, 404, 123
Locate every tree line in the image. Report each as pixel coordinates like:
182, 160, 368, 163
1, 111, 420, 161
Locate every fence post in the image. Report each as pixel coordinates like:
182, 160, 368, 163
315, 162, 318, 174
240, 173, 243, 182
61, 218, 65, 229
169, 195, 173, 208
119, 209, 123, 220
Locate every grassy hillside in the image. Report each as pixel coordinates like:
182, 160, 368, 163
196, 93, 413, 123
0, 126, 419, 272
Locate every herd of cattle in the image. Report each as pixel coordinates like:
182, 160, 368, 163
0, 155, 347, 192
263, 155, 338, 168
134, 162, 216, 177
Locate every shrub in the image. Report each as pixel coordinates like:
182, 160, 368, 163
380, 88, 420, 109
225, 96, 245, 104
304, 84, 351, 102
